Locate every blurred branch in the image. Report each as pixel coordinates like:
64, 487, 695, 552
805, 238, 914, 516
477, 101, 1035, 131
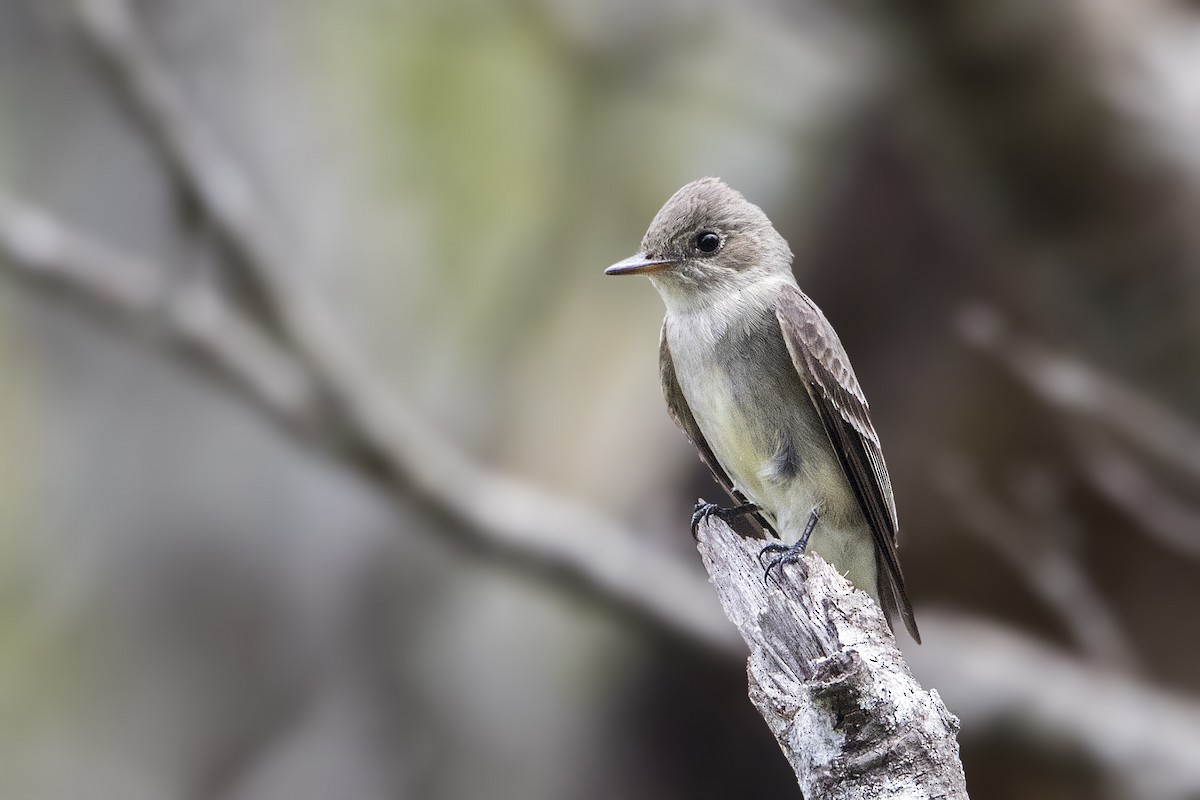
67, 0, 289, 335
0, 196, 313, 419
959, 303, 1200, 561
959, 303, 1200, 484
0, 195, 737, 654
694, 516, 968, 798
51, 0, 739, 651
883, 0, 1200, 388
932, 452, 1139, 671
9, 9, 1194, 790
910, 610, 1200, 800
1073, 432, 1200, 561
7, 148, 1200, 800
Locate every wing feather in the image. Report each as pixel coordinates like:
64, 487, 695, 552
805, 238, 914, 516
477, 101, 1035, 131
774, 286, 920, 642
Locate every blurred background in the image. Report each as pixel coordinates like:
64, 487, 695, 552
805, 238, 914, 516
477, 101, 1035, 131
1, 0, 1200, 798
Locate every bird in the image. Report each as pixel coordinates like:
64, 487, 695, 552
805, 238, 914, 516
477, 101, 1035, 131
605, 177, 919, 642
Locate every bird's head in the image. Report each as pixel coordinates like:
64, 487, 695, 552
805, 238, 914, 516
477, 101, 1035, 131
605, 178, 793, 310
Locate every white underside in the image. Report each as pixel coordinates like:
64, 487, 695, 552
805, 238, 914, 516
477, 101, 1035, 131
661, 276, 880, 600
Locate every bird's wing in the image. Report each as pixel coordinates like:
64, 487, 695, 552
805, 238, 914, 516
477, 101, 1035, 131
660, 320, 774, 538
774, 285, 919, 642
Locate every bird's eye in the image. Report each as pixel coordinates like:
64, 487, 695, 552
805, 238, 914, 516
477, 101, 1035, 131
695, 231, 721, 254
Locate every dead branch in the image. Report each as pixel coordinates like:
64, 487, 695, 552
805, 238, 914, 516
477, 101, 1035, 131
12, 158, 1200, 800
694, 515, 968, 799
1, 8, 1195, 795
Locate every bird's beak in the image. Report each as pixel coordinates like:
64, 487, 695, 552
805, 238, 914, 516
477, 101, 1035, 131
604, 253, 676, 276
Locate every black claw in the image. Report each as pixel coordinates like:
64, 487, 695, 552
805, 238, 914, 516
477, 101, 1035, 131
761, 507, 821, 585
690, 499, 760, 540
760, 541, 806, 585
757, 542, 789, 568
690, 500, 719, 539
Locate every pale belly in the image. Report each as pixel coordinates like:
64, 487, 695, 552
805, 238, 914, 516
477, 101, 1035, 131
678, 360, 836, 535
666, 313, 880, 599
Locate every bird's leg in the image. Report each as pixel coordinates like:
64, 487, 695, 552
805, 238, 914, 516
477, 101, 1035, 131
760, 507, 820, 585
690, 498, 760, 539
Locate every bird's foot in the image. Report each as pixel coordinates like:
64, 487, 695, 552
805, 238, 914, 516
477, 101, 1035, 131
690, 499, 759, 539
759, 541, 807, 585
759, 506, 820, 585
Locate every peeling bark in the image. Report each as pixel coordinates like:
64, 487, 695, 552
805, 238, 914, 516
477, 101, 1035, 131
695, 516, 968, 798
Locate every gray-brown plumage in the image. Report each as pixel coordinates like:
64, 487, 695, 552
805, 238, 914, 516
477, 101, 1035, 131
607, 177, 919, 642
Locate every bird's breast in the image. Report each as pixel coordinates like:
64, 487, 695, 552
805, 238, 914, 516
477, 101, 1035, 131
666, 306, 847, 534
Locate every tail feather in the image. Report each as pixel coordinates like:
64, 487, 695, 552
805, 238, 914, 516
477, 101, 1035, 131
876, 548, 921, 644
